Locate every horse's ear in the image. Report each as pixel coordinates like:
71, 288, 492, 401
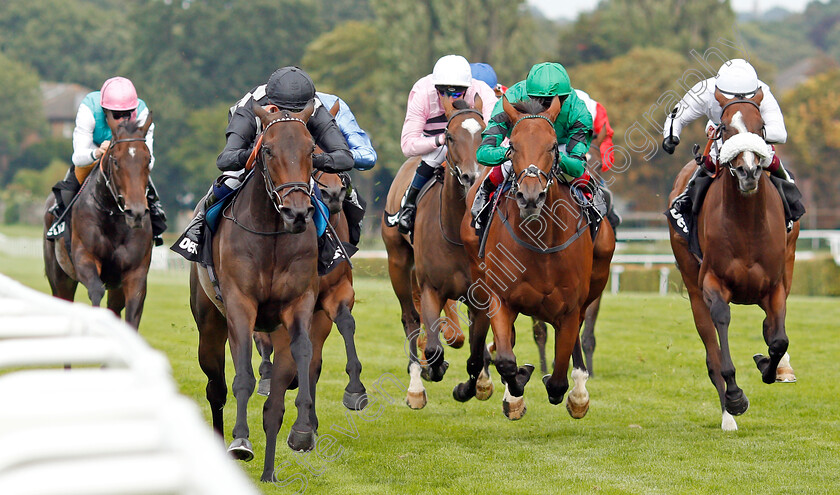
502, 95, 518, 122
752, 86, 764, 106
297, 99, 316, 122
442, 94, 455, 119
329, 99, 340, 118
473, 93, 483, 113
545, 95, 563, 122
139, 110, 153, 136
714, 88, 730, 108
105, 109, 119, 137
252, 100, 269, 125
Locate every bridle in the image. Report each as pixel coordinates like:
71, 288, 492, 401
257, 116, 313, 213
716, 98, 767, 175
100, 137, 148, 213
507, 114, 560, 198
444, 108, 484, 189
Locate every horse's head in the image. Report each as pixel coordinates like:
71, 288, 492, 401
312, 99, 346, 214
253, 101, 316, 234
503, 95, 563, 220
442, 95, 486, 192
103, 110, 153, 228
716, 88, 771, 195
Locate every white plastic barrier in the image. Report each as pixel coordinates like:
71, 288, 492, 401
0, 274, 259, 495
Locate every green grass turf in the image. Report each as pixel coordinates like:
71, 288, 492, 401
2, 253, 839, 494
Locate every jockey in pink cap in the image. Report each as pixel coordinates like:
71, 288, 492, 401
395, 54, 497, 234
50, 76, 166, 245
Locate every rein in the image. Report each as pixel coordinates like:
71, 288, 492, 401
99, 137, 148, 214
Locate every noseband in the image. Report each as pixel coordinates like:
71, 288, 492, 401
258, 116, 313, 213
444, 108, 484, 188
100, 137, 148, 213
717, 98, 767, 175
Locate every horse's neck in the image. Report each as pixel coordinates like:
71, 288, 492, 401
719, 171, 770, 227
440, 170, 465, 228
242, 171, 282, 229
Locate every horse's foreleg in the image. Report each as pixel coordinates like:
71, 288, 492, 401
254, 332, 274, 396
386, 248, 424, 409
225, 294, 258, 460
120, 270, 148, 329
755, 284, 791, 383
307, 310, 332, 434
453, 308, 492, 402
261, 329, 294, 482
582, 295, 602, 376
284, 291, 317, 453
531, 318, 548, 375
491, 304, 532, 420
419, 286, 449, 382
106, 287, 125, 319
43, 238, 77, 301
544, 310, 587, 417
73, 250, 105, 307
442, 300, 465, 348
702, 275, 749, 422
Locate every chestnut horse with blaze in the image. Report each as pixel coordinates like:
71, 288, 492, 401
43, 113, 154, 329
191, 102, 320, 481
458, 96, 614, 420
669, 89, 799, 431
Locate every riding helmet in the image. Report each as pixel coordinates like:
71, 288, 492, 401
716, 59, 759, 96
100, 76, 139, 111
266, 66, 316, 112
432, 55, 473, 88
526, 62, 572, 98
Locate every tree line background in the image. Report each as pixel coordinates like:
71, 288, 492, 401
1, 0, 839, 234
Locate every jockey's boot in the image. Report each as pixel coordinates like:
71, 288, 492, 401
767, 154, 794, 183
397, 160, 435, 235
671, 166, 702, 214
396, 185, 422, 235
147, 179, 167, 247
471, 175, 495, 228
51, 167, 82, 218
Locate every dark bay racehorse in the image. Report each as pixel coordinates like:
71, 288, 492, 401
192, 102, 320, 481
382, 97, 485, 408
458, 96, 614, 420
43, 113, 154, 329
669, 89, 800, 431
253, 168, 368, 410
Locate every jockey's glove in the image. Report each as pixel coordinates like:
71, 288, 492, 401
662, 135, 680, 154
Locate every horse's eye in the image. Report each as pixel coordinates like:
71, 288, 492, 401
262, 146, 273, 157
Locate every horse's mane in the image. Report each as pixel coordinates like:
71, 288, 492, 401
513, 98, 546, 116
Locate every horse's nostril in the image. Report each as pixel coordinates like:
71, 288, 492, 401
537, 192, 546, 203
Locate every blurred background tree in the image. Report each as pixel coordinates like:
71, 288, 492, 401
1, 0, 839, 230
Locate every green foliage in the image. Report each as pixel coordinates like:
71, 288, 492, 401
315, 0, 374, 29
125, 0, 324, 105
781, 69, 840, 222
8, 159, 67, 197
165, 102, 231, 201
10, 137, 73, 173
558, 0, 736, 66
0, 0, 128, 88
0, 52, 47, 181
573, 47, 707, 209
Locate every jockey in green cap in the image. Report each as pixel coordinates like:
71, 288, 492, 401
472, 62, 595, 223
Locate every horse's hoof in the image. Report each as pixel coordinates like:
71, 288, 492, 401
227, 438, 254, 462
566, 395, 590, 419
542, 374, 564, 405
287, 428, 315, 452
257, 378, 271, 397
721, 411, 738, 431
503, 395, 527, 420
406, 389, 427, 409
453, 382, 476, 402
343, 390, 368, 410
422, 360, 449, 382
776, 353, 796, 383
516, 364, 535, 388
753, 354, 776, 384
725, 390, 749, 416
475, 369, 494, 401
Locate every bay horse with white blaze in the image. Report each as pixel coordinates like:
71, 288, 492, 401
668, 88, 800, 431
382, 97, 486, 408
459, 96, 614, 420
43, 113, 154, 329
191, 102, 320, 481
